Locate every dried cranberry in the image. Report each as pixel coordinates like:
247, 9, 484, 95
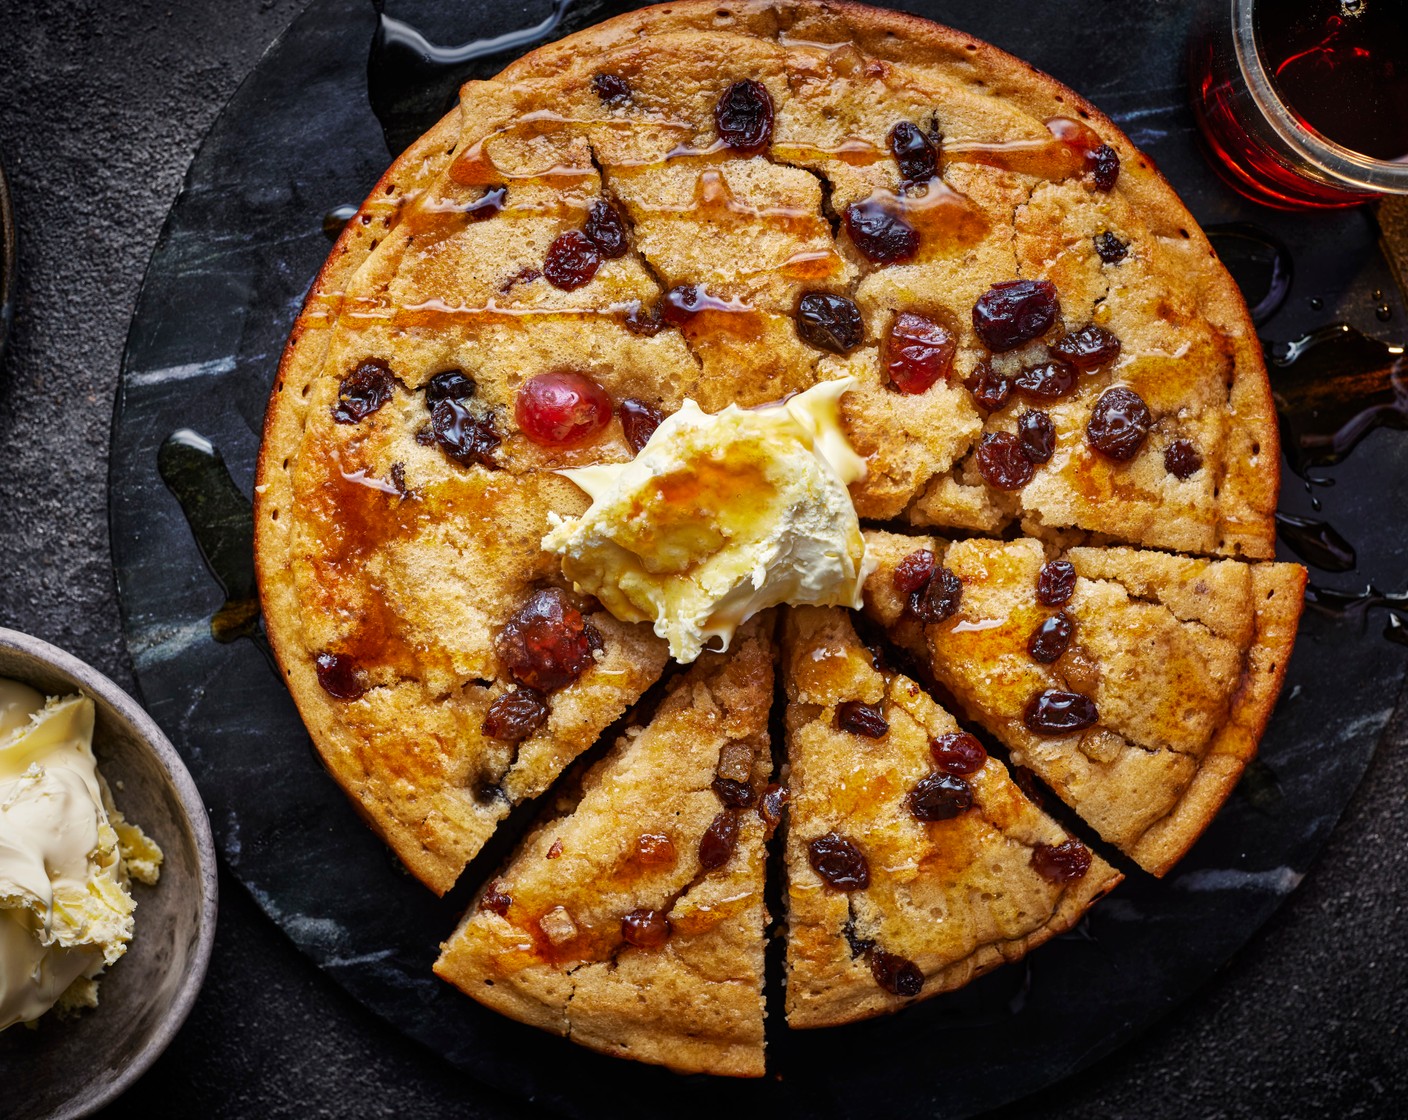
893, 548, 937, 595
635, 832, 676, 864
1164, 439, 1203, 479
1031, 838, 1093, 883
712, 776, 757, 808
425, 368, 476, 405
796, 292, 864, 354
714, 79, 774, 153
431, 398, 500, 468
699, 809, 741, 870
885, 312, 955, 394
623, 300, 664, 336
1051, 325, 1122, 370
965, 361, 1012, 412
870, 950, 924, 996
977, 431, 1035, 490
583, 199, 628, 258
1037, 560, 1077, 606
1087, 143, 1120, 191
333, 359, 396, 424
619, 398, 664, 453
905, 772, 973, 822
1028, 612, 1074, 663
1087, 387, 1152, 461
835, 700, 889, 739
592, 72, 631, 107
843, 197, 919, 264
909, 565, 963, 625
972, 279, 1060, 352
515, 371, 613, 447
889, 121, 938, 185
465, 186, 506, 222
482, 687, 549, 742
1017, 409, 1056, 463
758, 784, 789, 839
496, 587, 599, 692
808, 832, 870, 890
1013, 358, 1078, 401
480, 881, 512, 916
930, 732, 987, 775
621, 908, 672, 949
1094, 230, 1128, 263
1023, 689, 1099, 735
315, 652, 365, 700
543, 229, 601, 290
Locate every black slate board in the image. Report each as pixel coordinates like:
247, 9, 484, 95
109, 2, 1408, 1116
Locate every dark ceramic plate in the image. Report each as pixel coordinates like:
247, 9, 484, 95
109, 2, 1408, 1117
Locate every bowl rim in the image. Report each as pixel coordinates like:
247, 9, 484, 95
0, 626, 218, 1119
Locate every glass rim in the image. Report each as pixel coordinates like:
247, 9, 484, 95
1233, 0, 1408, 192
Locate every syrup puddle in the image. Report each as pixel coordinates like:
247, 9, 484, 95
1207, 223, 1292, 325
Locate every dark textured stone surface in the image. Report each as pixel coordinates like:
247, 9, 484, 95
0, 1, 1405, 1117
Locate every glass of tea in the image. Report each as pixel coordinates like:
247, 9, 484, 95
1190, 0, 1408, 209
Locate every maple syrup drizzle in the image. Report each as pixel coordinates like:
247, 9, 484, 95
942, 117, 1105, 178
1274, 513, 1356, 572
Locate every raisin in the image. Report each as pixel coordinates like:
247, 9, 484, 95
635, 832, 676, 865
1164, 439, 1203, 479
660, 283, 706, 325
623, 300, 664, 336
482, 687, 549, 742
583, 199, 628, 258
905, 772, 973, 821
1017, 409, 1056, 463
515, 371, 613, 447
424, 368, 476, 406
621, 908, 672, 949
1087, 387, 1153, 462
431, 398, 500, 468
758, 784, 789, 839
885, 312, 955, 394
909, 565, 963, 625
893, 548, 937, 595
972, 279, 1060, 352
965, 360, 1012, 412
699, 809, 741, 870
619, 398, 664, 453
976, 430, 1036, 490
835, 700, 889, 739
1013, 358, 1078, 401
543, 229, 601, 290
332, 359, 396, 424
1087, 143, 1120, 191
1094, 230, 1129, 263
807, 832, 870, 890
844, 197, 919, 264
479, 881, 512, 916
592, 72, 631, 107
796, 292, 864, 354
714, 79, 774, 153
1028, 612, 1074, 664
465, 185, 506, 222
889, 121, 938, 185
1051, 325, 1122, 370
546, 840, 562, 859
495, 587, 599, 692
315, 652, 365, 700
1023, 689, 1099, 735
1037, 560, 1077, 606
930, 732, 987, 775
1031, 838, 1093, 884
712, 776, 757, 808
870, 950, 924, 996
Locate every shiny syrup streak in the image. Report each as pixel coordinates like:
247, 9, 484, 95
162, 11, 1407, 652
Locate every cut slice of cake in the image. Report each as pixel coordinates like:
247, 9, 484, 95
434, 617, 775, 1077
781, 606, 1121, 1028
861, 531, 1305, 875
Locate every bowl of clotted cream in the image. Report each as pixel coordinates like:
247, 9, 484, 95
0, 628, 217, 1119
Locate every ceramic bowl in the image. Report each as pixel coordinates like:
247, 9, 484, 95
0, 628, 218, 1119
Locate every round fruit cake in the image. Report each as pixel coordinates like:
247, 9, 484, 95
255, 0, 1305, 1077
